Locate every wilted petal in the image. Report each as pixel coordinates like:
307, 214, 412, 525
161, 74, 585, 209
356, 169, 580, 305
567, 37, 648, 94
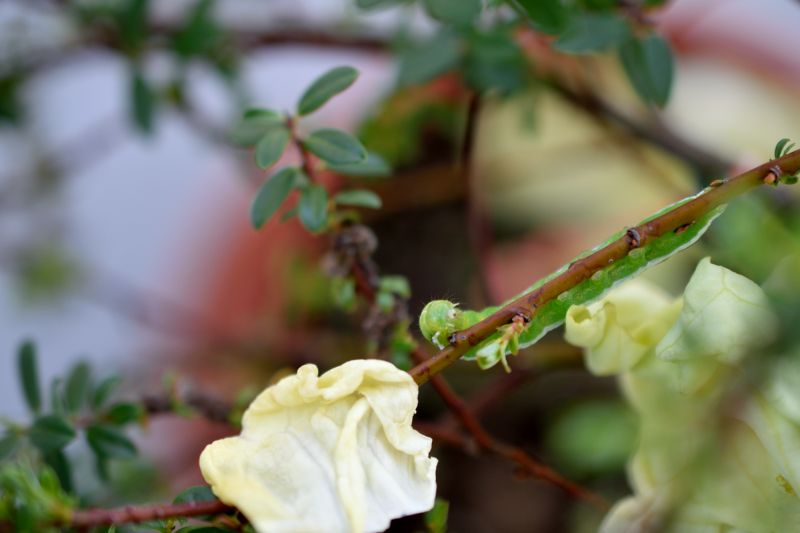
656, 257, 776, 364
199, 360, 437, 533
565, 281, 680, 375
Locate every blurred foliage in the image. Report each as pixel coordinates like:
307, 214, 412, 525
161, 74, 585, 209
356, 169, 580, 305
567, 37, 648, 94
545, 400, 637, 478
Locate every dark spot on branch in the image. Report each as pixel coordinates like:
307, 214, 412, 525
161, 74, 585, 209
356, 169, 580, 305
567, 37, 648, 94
625, 228, 641, 248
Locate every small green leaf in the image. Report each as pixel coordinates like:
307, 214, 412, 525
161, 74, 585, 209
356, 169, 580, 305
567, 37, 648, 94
397, 31, 461, 86
331, 277, 356, 311
131, 70, 156, 134
619, 34, 674, 107
87, 424, 137, 460
516, 0, 569, 35
29, 415, 77, 454
299, 184, 329, 233
304, 129, 367, 165
0, 433, 19, 461
377, 291, 395, 312
17, 339, 41, 414
44, 449, 73, 492
118, 0, 149, 51
326, 151, 391, 178
244, 108, 281, 119
64, 361, 91, 414
106, 402, 144, 425
229, 109, 285, 146
250, 167, 300, 229
50, 377, 65, 414
423, 0, 482, 26
464, 30, 527, 94
425, 498, 449, 533
174, 527, 230, 533
355, 0, 402, 8
91, 375, 122, 409
173, 485, 216, 505
379, 275, 410, 297
297, 66, 359, 116
333, 189, 382, 209
255, 126, 290, 169
774, 138, 795, 159
171, 0, 220, 58
553, 12, 630, 54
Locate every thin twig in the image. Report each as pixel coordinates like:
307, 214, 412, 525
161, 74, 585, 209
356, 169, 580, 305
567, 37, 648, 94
142, 389, 234, 425
410, 348, 606, 508
409, 150, 800, 383
68, 500, 233, 528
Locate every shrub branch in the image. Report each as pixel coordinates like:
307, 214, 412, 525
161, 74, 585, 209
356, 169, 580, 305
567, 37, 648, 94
408, 149, 800, 383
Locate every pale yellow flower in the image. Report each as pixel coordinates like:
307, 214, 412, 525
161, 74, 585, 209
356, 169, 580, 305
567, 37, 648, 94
656, 257, 776, 365
565, 258, 800, 533
199, 359, 437, 533
564, 281, 681, 376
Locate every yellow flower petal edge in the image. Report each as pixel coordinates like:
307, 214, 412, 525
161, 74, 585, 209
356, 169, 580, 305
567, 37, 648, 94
199, 359, 437, 533
564, 280, 680, 375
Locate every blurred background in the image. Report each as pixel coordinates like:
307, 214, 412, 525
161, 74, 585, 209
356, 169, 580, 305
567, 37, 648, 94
1, 0, 800, 531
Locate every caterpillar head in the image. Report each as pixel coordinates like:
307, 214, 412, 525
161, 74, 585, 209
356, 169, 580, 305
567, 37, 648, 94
419, 300, 462, 349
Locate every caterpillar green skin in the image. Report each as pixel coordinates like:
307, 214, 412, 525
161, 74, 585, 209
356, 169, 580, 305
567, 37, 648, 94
419, 195, 727, 370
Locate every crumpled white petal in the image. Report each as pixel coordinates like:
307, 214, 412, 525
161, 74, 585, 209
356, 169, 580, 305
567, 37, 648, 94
199, 359, 437, 533
656, 257, 776, 364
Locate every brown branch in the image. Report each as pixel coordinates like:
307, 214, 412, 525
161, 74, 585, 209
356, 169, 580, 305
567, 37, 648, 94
545, 79, 732, 178
142, 389, 234, 425
410, 347, 606, 509
68, 500, 233, 528
409, 150, 800, 384
468, 367, 536, 418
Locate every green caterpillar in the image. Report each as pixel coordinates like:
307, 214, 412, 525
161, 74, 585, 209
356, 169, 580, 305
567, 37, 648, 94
419, 192, 727, 371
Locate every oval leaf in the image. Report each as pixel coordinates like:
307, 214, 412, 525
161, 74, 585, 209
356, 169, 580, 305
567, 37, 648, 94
64, 361, 91, 414
255, 126, 290, 169
303, 129, 366, 165
87, 424, 137, 460
17, 339, 41, 414
423, 0, 482, 26
326, 151, 391, 178
299, 184, 329, 233
29, 415, 76, 454
230, 109, 285, 146
297, 66, 359, 116
397, 31, 461, 86
619, 34, 674, 107
554, 12, 630, 54
131, 70, 156, 135
356, 0, 401, 8
91, 375, 122, 409
173, 485, 217, 505
106, 402, 144, 425
250, 167, 300, 230
517, 0, 569, 35
334, 189, 382, 209
44, 449, 73, 492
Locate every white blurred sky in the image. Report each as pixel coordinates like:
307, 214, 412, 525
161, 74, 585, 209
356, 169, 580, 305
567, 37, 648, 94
0, 0, 798, 418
